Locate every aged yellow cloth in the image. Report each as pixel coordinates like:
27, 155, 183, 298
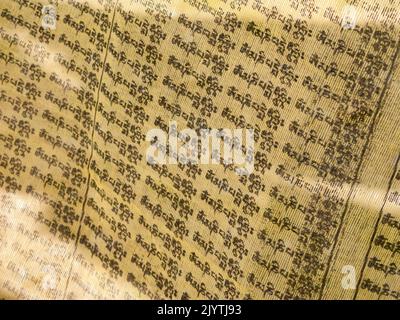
0, 0, 399, 299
